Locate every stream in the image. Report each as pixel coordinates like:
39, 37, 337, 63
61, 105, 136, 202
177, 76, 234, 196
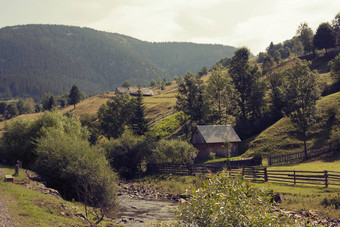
109, 193, 178, 226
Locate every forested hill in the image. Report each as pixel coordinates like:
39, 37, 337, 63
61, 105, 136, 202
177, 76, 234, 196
0, 24, 236, 99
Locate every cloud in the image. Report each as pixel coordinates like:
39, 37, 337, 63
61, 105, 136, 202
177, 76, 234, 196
1, 0, 340, 54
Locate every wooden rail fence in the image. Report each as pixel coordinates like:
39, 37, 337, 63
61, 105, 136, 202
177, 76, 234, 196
268, 146, 333, 166
235, 167, 340, 188
147, 158, 261, 175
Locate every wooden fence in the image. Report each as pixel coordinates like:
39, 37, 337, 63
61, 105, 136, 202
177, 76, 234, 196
268, 146, 333, 166
237, 167, 340, 188
147, 158, 260, 175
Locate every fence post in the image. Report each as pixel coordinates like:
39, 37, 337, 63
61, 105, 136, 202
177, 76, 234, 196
264, 167, 268, 182
242, 167, 245, 178
293, 170, 296, 185
252, 167, 256, 181
324, 170, 328, 188
268, 156, 271, 166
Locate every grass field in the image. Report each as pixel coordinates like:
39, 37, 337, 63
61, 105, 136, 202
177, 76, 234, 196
0, 165, 122, 226
241, 91, 340, 157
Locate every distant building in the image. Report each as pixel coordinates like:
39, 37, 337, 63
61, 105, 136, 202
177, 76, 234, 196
115, 87, 154, 96
191, 125, 241, 158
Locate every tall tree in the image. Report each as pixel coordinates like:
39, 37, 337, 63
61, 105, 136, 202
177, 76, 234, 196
296, 22, 314, 54
267, 72, 287, 120
284, 60, 320, 158
332, 12, 340, 45
47, 96, 56, 110
313, 22, 336, 52
205, 70, 238, 124
176, 72, 206, 125
129, 90, 149, 135
98, 94, 132, 139
69, 85, 81, 109
228, 47, 264, 121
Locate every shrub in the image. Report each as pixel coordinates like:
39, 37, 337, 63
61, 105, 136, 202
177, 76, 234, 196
34, 128, 117, 208
177, 171, 291, 226
321, 194, 340, 209
151, 139, 198, 164
104, 130, 153, 178
0, 110, 89, 166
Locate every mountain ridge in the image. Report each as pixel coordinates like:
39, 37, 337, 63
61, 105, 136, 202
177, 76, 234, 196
0, 24, 236, 99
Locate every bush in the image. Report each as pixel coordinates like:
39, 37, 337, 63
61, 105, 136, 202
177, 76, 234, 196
177, 171, 291, 226
151, 139, 198, 164
321, 194, 340, 209
104, 130, 153, 178
0, 111, 89, 166
34, 127, 117, 207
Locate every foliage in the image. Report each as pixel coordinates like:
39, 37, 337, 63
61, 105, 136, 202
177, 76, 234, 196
330, 53, 340, 81
0, 110, 89, 166
296, 22, 314, 54
176, 72, 207, 134
313, 22, 336, 51
103, 130, 151, 178
321, 194, 340, 209
34, 127, 118, 225
68, 85, 81, 109
229, 47, 265, 122
121, 80, 131, 88
129, 90, 149, 135
333, 12, 340, 45
0, 24, 235, 99
151, 139, 198, 164
151, 111, 186, 138
98, 94, 132, 139
205, 70, 238, 125
283, 60, 321, 156
177, 171, 290, 226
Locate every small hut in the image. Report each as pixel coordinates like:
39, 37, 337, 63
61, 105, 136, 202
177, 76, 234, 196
191, 125, 241, 158
115, 87, 154, 96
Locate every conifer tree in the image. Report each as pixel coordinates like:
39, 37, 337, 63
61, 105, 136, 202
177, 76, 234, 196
69, 85, 81, 109
129, 90, 149, 135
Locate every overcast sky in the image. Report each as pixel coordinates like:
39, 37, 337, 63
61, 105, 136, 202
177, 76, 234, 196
1, 0, 339, 54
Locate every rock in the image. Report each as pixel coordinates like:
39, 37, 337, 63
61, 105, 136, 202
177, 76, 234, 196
61, 204, 67, 210
273, 193, 285, 204
75, 212, 86, 220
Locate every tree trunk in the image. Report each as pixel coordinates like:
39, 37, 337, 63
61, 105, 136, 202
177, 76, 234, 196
303, 131, 308, 159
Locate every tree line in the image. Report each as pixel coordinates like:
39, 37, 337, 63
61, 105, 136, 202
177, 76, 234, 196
258, 12, 340, 67
176, 47, 323, 157
0, 85, 84, 121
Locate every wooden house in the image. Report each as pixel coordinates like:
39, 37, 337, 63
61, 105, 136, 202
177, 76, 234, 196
115, 87, 154, 96
191, 125, 241, 158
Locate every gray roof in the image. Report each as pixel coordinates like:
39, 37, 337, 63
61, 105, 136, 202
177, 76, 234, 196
196, 125, 241, 143
115, 87, 154, 96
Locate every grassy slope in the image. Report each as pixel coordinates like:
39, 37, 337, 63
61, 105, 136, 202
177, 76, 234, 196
0, 165, 123, 226
0, 165, 86, 226
0, 82, 179, 134
241, 90, 340, 157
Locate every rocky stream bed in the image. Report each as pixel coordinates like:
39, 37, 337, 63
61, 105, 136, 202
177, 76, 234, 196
110, 183, 340, 227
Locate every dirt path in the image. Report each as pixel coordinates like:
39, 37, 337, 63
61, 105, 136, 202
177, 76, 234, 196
0, 169, 14, 227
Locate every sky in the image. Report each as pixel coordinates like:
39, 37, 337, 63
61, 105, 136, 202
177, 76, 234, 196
0, 0, 339, 54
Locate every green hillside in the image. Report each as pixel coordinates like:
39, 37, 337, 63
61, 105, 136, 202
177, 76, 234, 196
241, 91, 340, 157
0, 24, 236, 99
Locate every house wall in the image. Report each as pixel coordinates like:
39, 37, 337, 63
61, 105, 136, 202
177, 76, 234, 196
191, 129, 205, 144
194, 143, 239, 158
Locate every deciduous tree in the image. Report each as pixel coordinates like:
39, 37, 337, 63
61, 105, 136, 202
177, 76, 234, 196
296, 22, 314, 54
284, 60, 320, 157
313, 22, 336, 52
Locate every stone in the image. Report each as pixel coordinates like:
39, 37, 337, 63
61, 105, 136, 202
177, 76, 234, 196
273, 193, 285, 204
4, 175, 13, 182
